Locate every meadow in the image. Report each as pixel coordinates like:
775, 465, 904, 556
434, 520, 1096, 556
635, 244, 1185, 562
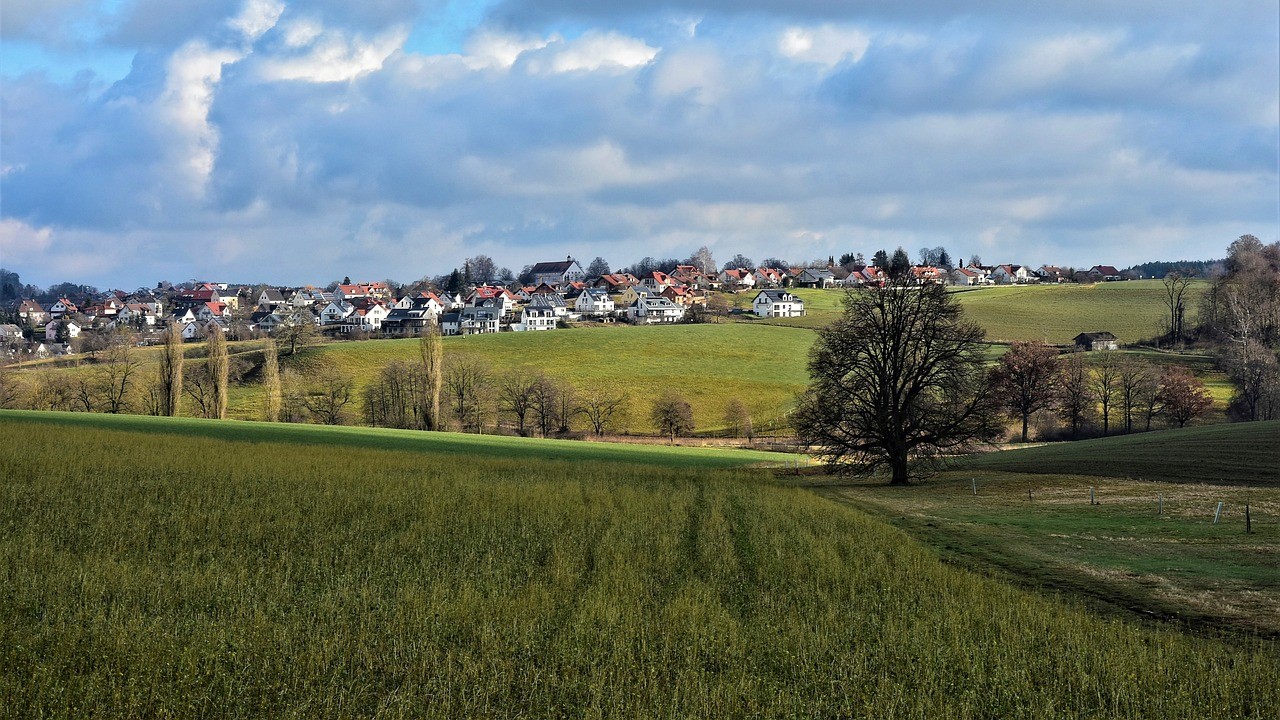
817, 422, 1280, 637
1, 412, 1277, 717
754, 280, 1202, 344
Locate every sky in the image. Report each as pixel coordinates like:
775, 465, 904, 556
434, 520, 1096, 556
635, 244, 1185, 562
1, 0, 1277, 290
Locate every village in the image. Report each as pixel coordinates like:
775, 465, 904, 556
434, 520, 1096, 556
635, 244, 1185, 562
1, 255, 1129, 361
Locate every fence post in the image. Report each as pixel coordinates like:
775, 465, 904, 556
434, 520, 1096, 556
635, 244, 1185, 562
1246, 503, 1251, 534
972, 478, 977, 496
1158, 494, 1163, 516
1213, 501, 1224, 525
1090, 487, 1095, 506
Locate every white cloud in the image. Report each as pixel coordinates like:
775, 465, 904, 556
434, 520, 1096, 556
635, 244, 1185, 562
158, 40, 245, 193
523, 31, 659, 74
255, 25, 407, 82
463, 30, 551, 69
227, 0, 285, 43
778, 24, 870, 66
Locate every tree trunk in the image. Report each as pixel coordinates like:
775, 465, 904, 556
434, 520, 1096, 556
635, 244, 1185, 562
1021, 413, 1030, 443
889, 453, 910, 485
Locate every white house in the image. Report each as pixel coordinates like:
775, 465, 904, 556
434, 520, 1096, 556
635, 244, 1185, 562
530, 257, 586, 286
629, 297, 685, 324
574, 288, 615, 317
752, 290, 805, 318
45, 320, 81, 338
529, 292, 570, 319
719, 269, 756, 290
513, 307, 558, 332
341, 302, 389, 333
990, 264, 1032, 284
320, 301, 355, 325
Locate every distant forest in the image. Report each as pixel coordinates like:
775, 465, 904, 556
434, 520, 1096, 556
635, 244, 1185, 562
1122, 259, 1221, 279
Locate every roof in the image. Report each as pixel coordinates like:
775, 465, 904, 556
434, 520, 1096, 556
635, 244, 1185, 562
1091, 265, 1121, 276
1075, 331, 1118, 341
531, 259, 578, 274
755, 289, 800, 303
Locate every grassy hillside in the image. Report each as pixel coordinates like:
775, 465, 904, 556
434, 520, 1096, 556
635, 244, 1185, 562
0, 410, 800, 469
2, 415, 1276, 717
753, 281, 1203, 344
965, 421, 1280, 486
264, 323, 816, 433
818, 421, 1280, 636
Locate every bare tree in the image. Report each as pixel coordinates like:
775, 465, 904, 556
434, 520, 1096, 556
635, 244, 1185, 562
418, 324, 443, 430
723, 398, 753, 441
576, 383, 627, 436
302, 365, 356, 425
1057, 353, 1095, 439
795, 283, 1002, 484
1091, 351, 1121, 435
686, 245, 717, 274
499, 371, 539, 435
529, 374, 560, 438
1161, 272, 1193, 346
0, 366, 19, 409
555, 382, 577, 434
184, 365, 215, 418
443, 355, 492, 432
277, 308, 318, 356
1117, 357, 1156, 434
990, 341, 1062, 442
1156, 365, 1214, 428
98, 338, 140, 414
651, 392, 694, 443
207, 327, 229, 419
159, 320, 183, 416
261, 339, 282, 422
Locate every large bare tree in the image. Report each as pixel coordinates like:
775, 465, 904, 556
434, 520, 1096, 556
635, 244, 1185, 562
1091, 351, 1120, 435
576, 383, 627, 437
261, 339, 282, 422
418, 324, 443, 430
990, 341, 1062, 442
795, 283, 1001, 485
1057, 352, 1095, 438
651, 392, 694, 443
1161, 272, 1193, 346
206, 326, 229, 419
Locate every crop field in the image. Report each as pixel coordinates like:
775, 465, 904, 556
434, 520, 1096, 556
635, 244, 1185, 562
754, 281, 1203, 344
2, 412, 1277, 717
818, 422, 1280, 637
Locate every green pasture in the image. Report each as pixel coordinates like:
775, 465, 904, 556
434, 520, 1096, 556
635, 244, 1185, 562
819, 422, 1280, 637
2, 415, 1276, 717
756, 281, 1202, 344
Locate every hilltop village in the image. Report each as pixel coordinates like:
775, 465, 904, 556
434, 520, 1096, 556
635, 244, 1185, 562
3, 254, 1131, 359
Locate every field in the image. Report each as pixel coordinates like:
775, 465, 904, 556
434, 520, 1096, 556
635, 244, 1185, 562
752, 280, 1203, 344
2, 411, 1277, 717
817, 422, 1280, 637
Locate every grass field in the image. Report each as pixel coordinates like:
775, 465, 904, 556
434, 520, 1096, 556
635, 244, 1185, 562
1, 412, 1276, 717
753, 281, 1204, 344
817, 422, 1280, 637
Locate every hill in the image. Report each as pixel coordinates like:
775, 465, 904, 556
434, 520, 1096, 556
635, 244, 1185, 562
964, 421, 1280, 486
753, 280, 1203, 344
2, 413, 1275, 717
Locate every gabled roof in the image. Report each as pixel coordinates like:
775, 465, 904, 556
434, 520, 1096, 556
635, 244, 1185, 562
1091, 265, 1121, 276
755, 289, 800, 303
530, 259, 579, 274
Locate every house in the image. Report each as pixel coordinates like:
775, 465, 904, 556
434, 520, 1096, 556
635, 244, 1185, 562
320, 300, 355, 325
334, 284, 371, 301
250, 311, 284, 334
17, 300, 48, 325
990, 264, 1032, 284
1089, 265, 1123, 282
181, 320, 227, 341
795, 268, 836, 288
196, 301, 229, 321
753, 267, 786, 288
629, 296, 685, 324
592, 273, 639, 292
531, 256, 586, 286
910, 266, 945, 285
661, 286, 704, 308
45, 320, 81, 338
467, 286, 519, 318
339, 300, 389, 333
381, 306, 437, 337
752, 290, 805, 318
1074, 331, 1119, 351
618, 285, 658, 307
1036, 266, 1068, 283
116, 303, 157, 326
458, 307, 500, 334
574, 288, 615, 317
641, 270, 677, 291
719, 268, 757, 291
438, 312, 463, 336
257, 288, 288, 307
949, 268, 982, 286
513, 307, 558, 332
49, 298, 78, 318
528, 292, 570, 318
0, 324, 23, 342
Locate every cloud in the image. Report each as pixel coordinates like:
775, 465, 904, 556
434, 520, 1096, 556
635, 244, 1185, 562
1, 0, 1275, 289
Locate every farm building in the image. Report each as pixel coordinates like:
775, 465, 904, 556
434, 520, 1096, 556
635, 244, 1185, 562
1074, 331, 1119, 351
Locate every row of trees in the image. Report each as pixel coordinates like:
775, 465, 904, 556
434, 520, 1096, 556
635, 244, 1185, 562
991, 342, 1213, 442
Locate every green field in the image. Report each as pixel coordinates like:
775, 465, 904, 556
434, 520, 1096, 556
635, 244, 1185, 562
1, 412, 1276, 717
818, 422, 1280, 637
754, 281, 1202, 344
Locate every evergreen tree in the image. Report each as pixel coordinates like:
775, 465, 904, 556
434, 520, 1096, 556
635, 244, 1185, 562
889, 247, 911, 279
872, 250, 889, 269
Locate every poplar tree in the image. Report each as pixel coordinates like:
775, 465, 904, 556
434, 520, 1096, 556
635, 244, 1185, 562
159, 320, 183, 416
419, 323, 443, 430
261, 339, 282, 422
207, 326, 229, 420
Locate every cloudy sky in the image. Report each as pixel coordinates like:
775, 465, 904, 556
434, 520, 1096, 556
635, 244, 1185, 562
1, 0, 1277, 289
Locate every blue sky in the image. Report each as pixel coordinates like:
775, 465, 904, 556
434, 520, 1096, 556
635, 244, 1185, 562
2, 0, 1277, 289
